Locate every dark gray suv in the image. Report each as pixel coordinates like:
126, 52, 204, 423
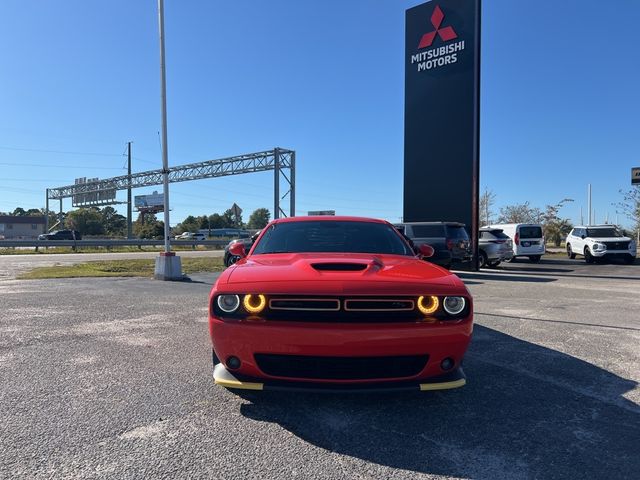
394, 222, 472, 269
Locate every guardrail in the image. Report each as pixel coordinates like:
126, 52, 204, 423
0, 239, 228, 250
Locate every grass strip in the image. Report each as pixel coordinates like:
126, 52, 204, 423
17, 257, 225, 279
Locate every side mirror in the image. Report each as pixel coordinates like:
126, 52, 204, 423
229, 242, 247, 258
418, 244, 435, 258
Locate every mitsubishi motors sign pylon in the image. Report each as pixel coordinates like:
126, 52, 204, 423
404, 0, 481, 270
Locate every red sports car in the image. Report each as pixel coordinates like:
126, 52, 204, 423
208, 216, 473, 392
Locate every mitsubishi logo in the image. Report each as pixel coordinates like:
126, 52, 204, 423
418, 5, 458, 49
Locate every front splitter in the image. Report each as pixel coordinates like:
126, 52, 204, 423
213, 363, 466, 393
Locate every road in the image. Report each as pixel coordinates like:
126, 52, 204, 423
0, 257, 638, 479
0, 250, 224, 280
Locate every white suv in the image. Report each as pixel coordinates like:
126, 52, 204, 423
566, 225, 636, 264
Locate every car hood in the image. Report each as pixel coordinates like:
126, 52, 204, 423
588, 237, 632, 243
220, 253, 466, 295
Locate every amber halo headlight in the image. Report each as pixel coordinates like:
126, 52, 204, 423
417, 295, 439, 315
217, 294, 240, 313
443, 296, 466, 315
243, 294, 266, 314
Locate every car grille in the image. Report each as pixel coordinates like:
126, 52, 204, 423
269, 298, 341, 311
603, 241, 629, 250
254, 354, 429, 380
263, 296, 421, 322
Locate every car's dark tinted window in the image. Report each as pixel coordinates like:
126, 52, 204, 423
253, 221, 413, 256
481, 230, 509, 240
519, 226, 543, 238
586, 228, 622, 238
446, 226, 469, 240
411, 225, 445, 237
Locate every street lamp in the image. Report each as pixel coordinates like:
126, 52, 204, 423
154, 0, 182, 280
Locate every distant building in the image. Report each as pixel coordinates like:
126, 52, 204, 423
0, 216, 46, 239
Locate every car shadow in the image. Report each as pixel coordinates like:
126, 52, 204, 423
238, 325, 639, 479
455, 272, 556, 283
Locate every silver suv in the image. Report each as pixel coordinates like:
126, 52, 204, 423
566, 225, 637, 264
478, 227, 513, 268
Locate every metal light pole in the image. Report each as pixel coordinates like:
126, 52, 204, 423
154, 0, 181, 280
159, 0, 171, 253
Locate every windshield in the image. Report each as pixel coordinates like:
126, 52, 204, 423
587, 228, 623, 238
253, 221, 414, 256
519, 226, 543, 239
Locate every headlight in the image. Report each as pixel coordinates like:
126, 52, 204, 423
243, 294, 266, 314
217, 294, 240, 313
443, 296, 466, 315
417, 295, 439, 315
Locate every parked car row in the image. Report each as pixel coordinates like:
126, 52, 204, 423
220, 221, 636, 270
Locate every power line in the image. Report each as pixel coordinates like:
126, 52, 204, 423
0, 161, 122, 170
0, 145, 123, 157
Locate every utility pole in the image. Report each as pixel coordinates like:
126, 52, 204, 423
274, 147, 280, 219
587, 184, 592, 226
127, 142, 132, 239
154, 0, 181, 280
45, 189, 49, 232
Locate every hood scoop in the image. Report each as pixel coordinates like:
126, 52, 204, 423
311, 262, 368, 272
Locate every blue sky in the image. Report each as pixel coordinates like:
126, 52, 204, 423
0, 0, 638, 227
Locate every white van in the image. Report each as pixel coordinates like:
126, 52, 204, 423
487, 223, 545, 262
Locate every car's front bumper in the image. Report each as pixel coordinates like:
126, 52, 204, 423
209, 314, 473, 387
213, 362, 467, 393
591, 249, 636, 258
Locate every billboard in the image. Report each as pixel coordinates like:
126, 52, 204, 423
404, 0, 480, 266
633, 167, 640, 185
72, 177, 117, 206
135, 191, 164, 210
307, 210, 335, 216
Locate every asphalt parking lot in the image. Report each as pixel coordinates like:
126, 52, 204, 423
1, 256, 638, 479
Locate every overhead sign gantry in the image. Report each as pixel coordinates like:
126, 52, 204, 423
45, 147, 296, 231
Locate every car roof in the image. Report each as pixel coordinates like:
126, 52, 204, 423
272, 216, 389, 225
395, 221, 465, 227
574, 225, 617, 229
489, 223, 542, 227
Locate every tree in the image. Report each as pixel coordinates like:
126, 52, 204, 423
541, 198, 574, 246
101, 206, 127, 237
65, 208, 104, 235
208, 213, 226, 229
497, 202, 542, 224
545, 218, 573, 246
11, 207, 26, 216
479, 188, 496, 226
174, 215, 200, 235
247, 208, 270, 229
615, 188, 640, 238
222, 208, 242, 228
133, 213, 164, 239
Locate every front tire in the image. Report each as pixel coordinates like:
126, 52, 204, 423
624, 255, 635, 265
487, 260, 501, 268
479, 251, 487, 268
585, 247, 595, 264
567, 244, 576, 259
529, 255, 541, 263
